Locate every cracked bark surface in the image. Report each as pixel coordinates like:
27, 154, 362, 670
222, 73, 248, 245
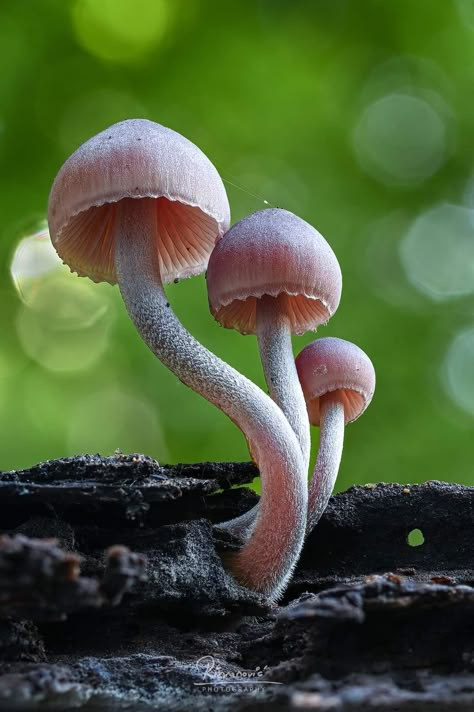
0, 455, 473, 711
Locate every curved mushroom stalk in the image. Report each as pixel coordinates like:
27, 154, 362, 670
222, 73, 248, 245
217, 504, 257, 541
115, 198, 307, 600
256, 294, 311, 467
218, 294, 310, 543
219, 390, 346, 541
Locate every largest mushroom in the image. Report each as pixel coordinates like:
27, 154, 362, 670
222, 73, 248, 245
47, 119, 307, 600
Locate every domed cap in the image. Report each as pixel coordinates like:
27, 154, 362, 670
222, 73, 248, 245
206, 208, 342, 335
48, 119, 231, 285
295, 337, 375, 425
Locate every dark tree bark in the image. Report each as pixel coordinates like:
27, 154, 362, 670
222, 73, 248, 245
1, 455, 473, 710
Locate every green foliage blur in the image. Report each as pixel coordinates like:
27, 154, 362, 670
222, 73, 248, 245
1, 0, 473, 491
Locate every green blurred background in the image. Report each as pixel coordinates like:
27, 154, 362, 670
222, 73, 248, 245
1, 0, 473, 491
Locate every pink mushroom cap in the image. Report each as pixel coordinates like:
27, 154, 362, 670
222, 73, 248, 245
48, 119, 230, 285
206, 209, 342, 335
295, 337, 375, 425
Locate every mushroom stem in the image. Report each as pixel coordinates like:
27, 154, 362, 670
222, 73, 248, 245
219, 294, 312, 540
307, 391, 345, 535
114, 198, 307, 600
217, 502, 258, 540
226, 390, 345, 541
256, 294, 311, 467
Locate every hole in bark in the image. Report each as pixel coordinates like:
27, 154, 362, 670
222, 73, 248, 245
408, 528, 425, 547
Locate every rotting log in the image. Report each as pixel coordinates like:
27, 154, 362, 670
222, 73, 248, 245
1, 456, 473, 711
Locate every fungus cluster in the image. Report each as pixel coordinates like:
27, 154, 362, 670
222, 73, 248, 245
48, 118, 375, 601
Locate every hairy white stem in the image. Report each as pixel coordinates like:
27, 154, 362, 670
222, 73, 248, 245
257, 294, 311, 467
114, 198, 307, 600
307, 392, 345, 535
220, 294, 311, 539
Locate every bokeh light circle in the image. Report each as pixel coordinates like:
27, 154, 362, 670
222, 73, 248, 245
353, 93, 448, 187
443, 327, 474, 416
16, 277, 112, 373
73, 0, 169, 63
10, 228, 62, 305
362, 211, 426, 311
12, 228, 114, 373
400, 203, 474, 301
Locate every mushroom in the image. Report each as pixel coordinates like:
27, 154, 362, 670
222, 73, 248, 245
48, 119, 307, 600
295, 337, 376, 534
206, 208, 342, 537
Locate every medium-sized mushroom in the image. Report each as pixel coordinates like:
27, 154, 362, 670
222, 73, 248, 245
48, 119, 307, 600
295, 337, 376, 534
207, 208, 342, 468
207, 208, 341, 539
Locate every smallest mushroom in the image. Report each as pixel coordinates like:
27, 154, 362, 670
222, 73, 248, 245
296, 337, 376, 534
